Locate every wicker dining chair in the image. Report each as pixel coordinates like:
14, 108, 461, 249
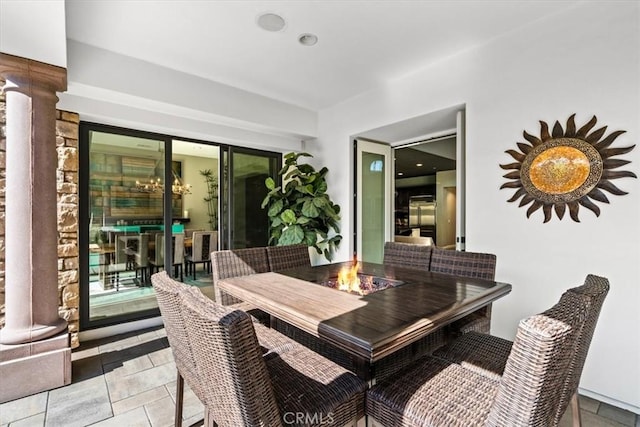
429, 247, 497, 335
366, 288, 590, 427
383, 242, 432, 272
211, 247, 270, 305
151, 271, 298, 427
432, 274, 610, 427
179, 278, 367, 427
266, 244, 311, 272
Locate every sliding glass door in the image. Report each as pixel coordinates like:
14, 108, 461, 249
80, 123, 282, 329
225, 147, 281, 249
81, 125, 170, 326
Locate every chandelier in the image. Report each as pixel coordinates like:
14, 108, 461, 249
135, 171, 192, 195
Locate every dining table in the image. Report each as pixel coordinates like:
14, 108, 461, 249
217, 261, 512, 381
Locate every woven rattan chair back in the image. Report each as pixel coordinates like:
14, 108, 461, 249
430, 248, 497, 334
212, 247, 270, 305
382, 242, 432, 271
550, 274, 610, 425
180, 284, 283, 427
487, 291, 589, 426
151, 272, 205, 425
429, 247, 496, 280
266, 244, 311, 272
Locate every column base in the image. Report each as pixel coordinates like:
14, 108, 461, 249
0, 330, 71, 403
0, 318, 68, 344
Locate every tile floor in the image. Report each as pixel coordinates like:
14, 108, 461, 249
1, 325, 638, 427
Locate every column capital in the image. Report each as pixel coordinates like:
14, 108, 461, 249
0, 52, 67, 93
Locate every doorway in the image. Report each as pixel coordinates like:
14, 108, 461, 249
354, 105, 465, 257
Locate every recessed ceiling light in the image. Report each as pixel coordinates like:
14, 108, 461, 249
257, 13, 286, 32
397, 172, 404, 176
416, 163, 423, 167
298, 33, 318, 46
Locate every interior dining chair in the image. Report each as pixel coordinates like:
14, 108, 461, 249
151, 271, 300, 427
366, 287, 591, 427
115, 233, 150, 286
432, 274, 610, 427
266, 243, 311, 272
185, 231, 217, 280
179, 278, 367, 427
429, 247, 497, 335
382, 242, 433, 272
149, 233, 185, 281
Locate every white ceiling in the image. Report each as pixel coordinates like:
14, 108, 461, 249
65, 0, 580, 111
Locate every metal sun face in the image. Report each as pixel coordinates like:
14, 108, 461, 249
500, 115, 636, 222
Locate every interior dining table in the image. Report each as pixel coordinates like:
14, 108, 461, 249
217, 261, 512, 381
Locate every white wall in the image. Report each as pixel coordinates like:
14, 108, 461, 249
58, 41, 311, 154
315, 2, 640, 411
0, 0, 67, 67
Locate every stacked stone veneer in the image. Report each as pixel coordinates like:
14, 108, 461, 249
0, 80, 80, 348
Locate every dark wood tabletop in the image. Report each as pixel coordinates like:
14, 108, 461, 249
217, 261, 512, 364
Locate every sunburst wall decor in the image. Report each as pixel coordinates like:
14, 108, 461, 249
500, 114, 636, 222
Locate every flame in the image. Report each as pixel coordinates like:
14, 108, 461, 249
337, 258, 363, 295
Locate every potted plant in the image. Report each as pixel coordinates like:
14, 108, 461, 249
261, 152, 342, 261
199, 169, 218, 230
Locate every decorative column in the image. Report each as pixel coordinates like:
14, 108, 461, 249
0, 53, 70, 403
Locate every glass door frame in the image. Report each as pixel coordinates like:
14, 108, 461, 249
354, 139, 393, 262
79, 122, 175, 329
79, 122, 281, 330
223, 145, 282, 250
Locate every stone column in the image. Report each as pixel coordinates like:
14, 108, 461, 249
0, 53, 68, 344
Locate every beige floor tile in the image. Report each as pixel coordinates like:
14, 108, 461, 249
5, 412, 45, 427
0, 392, 47, 424
144, 396, 175, 427
18, 325, 632, 427
598, 402, 637, 427
580, 395, 602, 413
105, 362, 176, 402
111, 386, 169, 416
91, 407, 151, 427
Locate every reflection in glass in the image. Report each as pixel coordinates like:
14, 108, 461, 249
230, 151, 279, 248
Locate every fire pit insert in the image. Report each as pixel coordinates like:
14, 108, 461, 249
320, 274, 404, 295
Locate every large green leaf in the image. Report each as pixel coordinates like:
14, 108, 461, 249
280, 225, 304, 245
265, 177, 275, 190
303, 230, 317, 246
271, 217, 282, 227
285, 169, 301, 180
297, 164, 315, 174
285, 180, 299, 192
302, 200, 320, 218
296, 216, 311, 225
268, 199, 283, 217
316, 180, 328, 194
280, 209, 297, 225
313, 197, 327, 208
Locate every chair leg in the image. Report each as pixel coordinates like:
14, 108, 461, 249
175, 370, 184, 427
571, 392, 582, 427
